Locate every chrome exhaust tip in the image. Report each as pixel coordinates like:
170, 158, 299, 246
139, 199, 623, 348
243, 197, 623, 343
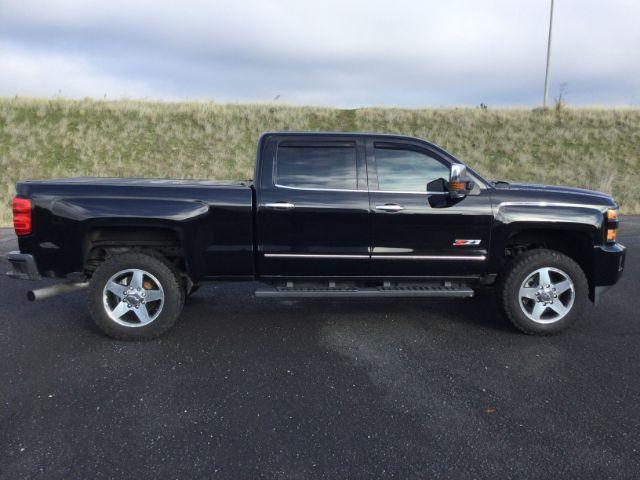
27, 282, 89, 302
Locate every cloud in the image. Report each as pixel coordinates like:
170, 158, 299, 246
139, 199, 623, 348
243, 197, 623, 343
0, 42, 173, 100
1, 0, 638, 106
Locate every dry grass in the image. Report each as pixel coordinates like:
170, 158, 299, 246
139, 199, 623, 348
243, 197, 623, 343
1, 97, 639, 225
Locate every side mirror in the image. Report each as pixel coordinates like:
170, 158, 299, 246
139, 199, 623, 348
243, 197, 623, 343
426, 178, 449, 208
426, 177, 448, 193
449, 164, 472, 199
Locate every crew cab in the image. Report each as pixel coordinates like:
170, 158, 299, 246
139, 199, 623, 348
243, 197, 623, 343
6, 132, 626, 339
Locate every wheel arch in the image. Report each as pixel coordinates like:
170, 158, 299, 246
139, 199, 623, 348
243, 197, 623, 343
491, 224, 597, 301
82, 225, 193, 281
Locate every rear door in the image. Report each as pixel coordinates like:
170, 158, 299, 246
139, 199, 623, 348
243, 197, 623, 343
256, 134, 370, 277
367, 138, 492, 277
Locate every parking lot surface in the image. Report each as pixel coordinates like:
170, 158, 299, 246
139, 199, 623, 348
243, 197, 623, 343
1, 218, 639, 479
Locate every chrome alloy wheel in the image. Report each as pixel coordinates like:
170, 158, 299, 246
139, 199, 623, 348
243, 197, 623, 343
518, 267, 575, 324
102, 269, 164, 327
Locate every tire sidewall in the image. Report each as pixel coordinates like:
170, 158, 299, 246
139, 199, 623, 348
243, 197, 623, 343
89, 252, 184, 340
501, 250, 588, 335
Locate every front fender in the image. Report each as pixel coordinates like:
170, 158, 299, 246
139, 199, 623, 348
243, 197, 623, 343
489, 202, 607, 273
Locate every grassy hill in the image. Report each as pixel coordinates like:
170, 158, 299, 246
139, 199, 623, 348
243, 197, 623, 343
1, 97, 639, 225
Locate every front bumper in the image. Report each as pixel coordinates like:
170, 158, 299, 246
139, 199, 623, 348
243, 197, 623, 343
6, 251, 41, 280
592, 243, 626, 303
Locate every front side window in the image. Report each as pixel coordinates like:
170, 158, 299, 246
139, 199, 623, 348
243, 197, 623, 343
374, 147, 449, 192
276, 144, 357, 190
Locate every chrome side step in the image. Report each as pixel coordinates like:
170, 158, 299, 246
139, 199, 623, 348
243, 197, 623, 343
255, 285, 474, 298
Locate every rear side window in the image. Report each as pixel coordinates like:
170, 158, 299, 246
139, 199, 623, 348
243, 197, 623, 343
276, 144, 357, 190
374, 147, 449, 192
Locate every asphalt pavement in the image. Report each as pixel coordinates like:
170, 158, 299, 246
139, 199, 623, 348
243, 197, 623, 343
1, 219, 639, 479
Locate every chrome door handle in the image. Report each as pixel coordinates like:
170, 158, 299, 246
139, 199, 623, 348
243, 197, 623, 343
264, 202, 295, 210
375, 204, 404, 212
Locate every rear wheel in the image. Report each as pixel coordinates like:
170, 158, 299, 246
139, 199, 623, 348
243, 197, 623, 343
499, 249, 588, 335
89, 252, 185, 340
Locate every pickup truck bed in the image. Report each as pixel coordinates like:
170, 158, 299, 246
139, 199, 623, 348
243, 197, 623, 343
15, 177, 255, 280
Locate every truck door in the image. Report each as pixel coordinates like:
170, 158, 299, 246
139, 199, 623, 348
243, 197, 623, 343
366, 138, 492, 277
256, 134, 370, 277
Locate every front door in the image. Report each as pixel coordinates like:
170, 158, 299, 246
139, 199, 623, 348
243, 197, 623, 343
256, 135, 370, 277
366, 138, 493, 277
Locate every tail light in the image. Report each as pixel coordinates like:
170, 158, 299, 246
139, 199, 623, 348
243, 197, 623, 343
12, 197, 32, 236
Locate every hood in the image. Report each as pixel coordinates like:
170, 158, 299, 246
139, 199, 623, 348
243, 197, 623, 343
506, 182, 611, 198
492, 181, 617, 208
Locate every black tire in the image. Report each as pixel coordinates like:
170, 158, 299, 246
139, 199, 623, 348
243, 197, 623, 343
89, 252, 185, 340
498, 249, 588, 335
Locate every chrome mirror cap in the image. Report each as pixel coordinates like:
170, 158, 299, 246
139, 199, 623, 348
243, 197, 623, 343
449, 164, 469, 199
450, 164, 467, 183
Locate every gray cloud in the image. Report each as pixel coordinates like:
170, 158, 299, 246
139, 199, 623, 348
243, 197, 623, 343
1, 0, 638, 107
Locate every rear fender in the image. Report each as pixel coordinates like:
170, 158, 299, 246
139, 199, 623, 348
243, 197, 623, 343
51, 197, 209, 222
42, 197, 209, 279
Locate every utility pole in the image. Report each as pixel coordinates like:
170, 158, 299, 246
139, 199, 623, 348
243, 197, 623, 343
543, 0, 555, 108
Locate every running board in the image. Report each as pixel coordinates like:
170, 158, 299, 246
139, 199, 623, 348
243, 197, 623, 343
255, 285, 474, 298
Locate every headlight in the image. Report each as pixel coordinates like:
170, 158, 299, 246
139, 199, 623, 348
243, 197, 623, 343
606, 209, 619, 242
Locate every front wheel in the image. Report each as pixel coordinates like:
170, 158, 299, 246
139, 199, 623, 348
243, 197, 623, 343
89, 252, 185, 340
498, 249, 588, 335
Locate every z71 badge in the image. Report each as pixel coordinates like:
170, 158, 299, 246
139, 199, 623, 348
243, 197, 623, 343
453, 239, 481, 246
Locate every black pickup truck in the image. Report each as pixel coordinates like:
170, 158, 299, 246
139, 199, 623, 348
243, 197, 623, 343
7, 132, 625, 339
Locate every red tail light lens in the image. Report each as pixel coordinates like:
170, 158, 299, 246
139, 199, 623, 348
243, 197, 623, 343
12, 197, 32, 236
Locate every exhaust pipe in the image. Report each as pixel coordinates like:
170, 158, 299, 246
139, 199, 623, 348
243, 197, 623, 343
27, 281, 89, 302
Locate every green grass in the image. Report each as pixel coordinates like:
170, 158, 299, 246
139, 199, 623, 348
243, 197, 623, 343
1, 97, 639, 225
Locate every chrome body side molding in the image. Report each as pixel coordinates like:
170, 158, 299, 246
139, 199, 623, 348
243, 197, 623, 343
264, 253, 486, 261
496, 201, 607, 212
372, 255, 486, 261
264, 253, 369, 259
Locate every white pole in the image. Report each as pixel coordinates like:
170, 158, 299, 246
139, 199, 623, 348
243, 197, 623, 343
543, 0, 555, 108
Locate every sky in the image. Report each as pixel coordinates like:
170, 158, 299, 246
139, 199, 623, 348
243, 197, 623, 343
1, 0, 639, 108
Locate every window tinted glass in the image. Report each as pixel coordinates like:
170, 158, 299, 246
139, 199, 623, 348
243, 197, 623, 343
276, 145, 357, 189
374, 148, 449, 191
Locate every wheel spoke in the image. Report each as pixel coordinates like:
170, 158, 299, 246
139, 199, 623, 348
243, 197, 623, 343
130, 270, 144, 289
105, 281, 127, 299
553, 279, 572, 295
144, 289, 163, 302
110, 301, 130, 319
538, 268, 551, 287
519, 287, 538, 300
531, 302, 546, 320
132, 305, 151, 324
548, 302, 568, 317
